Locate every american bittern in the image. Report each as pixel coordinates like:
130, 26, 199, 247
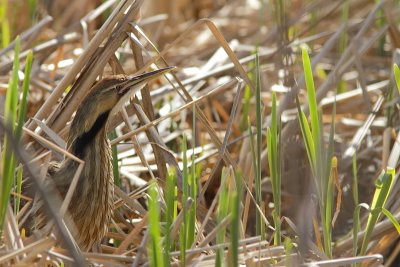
32, 67, 174, 251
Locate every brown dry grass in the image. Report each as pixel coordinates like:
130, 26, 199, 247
1, 0, 400, 266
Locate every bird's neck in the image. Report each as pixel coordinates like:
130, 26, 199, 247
77, 127, 112, 188
56, 127, 112, 194
69, 111, 110, 158
56, 110, 113, 196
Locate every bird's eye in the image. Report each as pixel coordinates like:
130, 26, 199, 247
115, 85, 124, 93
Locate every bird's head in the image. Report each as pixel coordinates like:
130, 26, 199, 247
68, 66, 174, 153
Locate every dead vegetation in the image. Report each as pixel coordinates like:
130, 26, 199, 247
1, 0, 400, 266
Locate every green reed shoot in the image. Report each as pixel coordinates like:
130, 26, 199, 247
1, 37, 32, 228
148, 182, 164, 267
180, 133, 188, 265
359, 168, 397, 256
164, 167, 177, 267
248, 117, 265, 239
180, 133, 197, 264
296, 47, 336, 257
337, 0, 349, 93
0, 0, 10, 48
229, 171, 242, 267
267, 92, 281, 245
216, 167, 231, 267
352, 153, 360, 257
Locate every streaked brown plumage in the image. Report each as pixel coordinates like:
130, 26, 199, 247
32, 67, 174, 251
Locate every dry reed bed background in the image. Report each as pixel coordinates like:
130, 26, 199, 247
1, 0, 400, 266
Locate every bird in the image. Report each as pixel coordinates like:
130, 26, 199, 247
31, 66, 174, 251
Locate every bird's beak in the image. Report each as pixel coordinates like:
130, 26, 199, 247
117, 66, 175, 96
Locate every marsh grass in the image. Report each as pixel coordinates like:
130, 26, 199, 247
266, 92, 281, 246
1, 37, 32, 229
296, 47, 335, 257
147, 181, 164, 267
0, 0, 10, 48
1, 1, 400, 266
216, 168, 230, 267
164, 167, 177, 267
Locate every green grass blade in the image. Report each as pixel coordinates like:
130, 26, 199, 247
323, 97, 336, 258
284, 237, 294, 267
187, 105, 197, 249
187, 174, 196, 248
302, 48, 322, 183
360, 168, 395, 256
148, 182, 164, 267
16, 50, 33, 141
240, 53, 255, 131
216, 167, 230, 267
267, 92, 281, 245
324, 97, 336, 186
299, 47, 333, 257
255, 53, 262, 194
0, 0, 10, 48
381, 208, 400, 234
255, 53, 264, 239
324, 157, 335, 258
387, 64, 400, 126
374, 0, 385, 56
248, 117, 264, 238
394, 64, 400, 94
180, 133, 188, 265
337, 0, 349, 93
352, 153, 360, 258
4, 36, 20, 126
229, 170, 242, 267
295, 97, 316, 178
352, 203, 369, 258
28, 0, 37, 21
164, 167, 177, 267
14, 165, 23, 214
1, 36, 21, 229
352, 155, 359, 234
